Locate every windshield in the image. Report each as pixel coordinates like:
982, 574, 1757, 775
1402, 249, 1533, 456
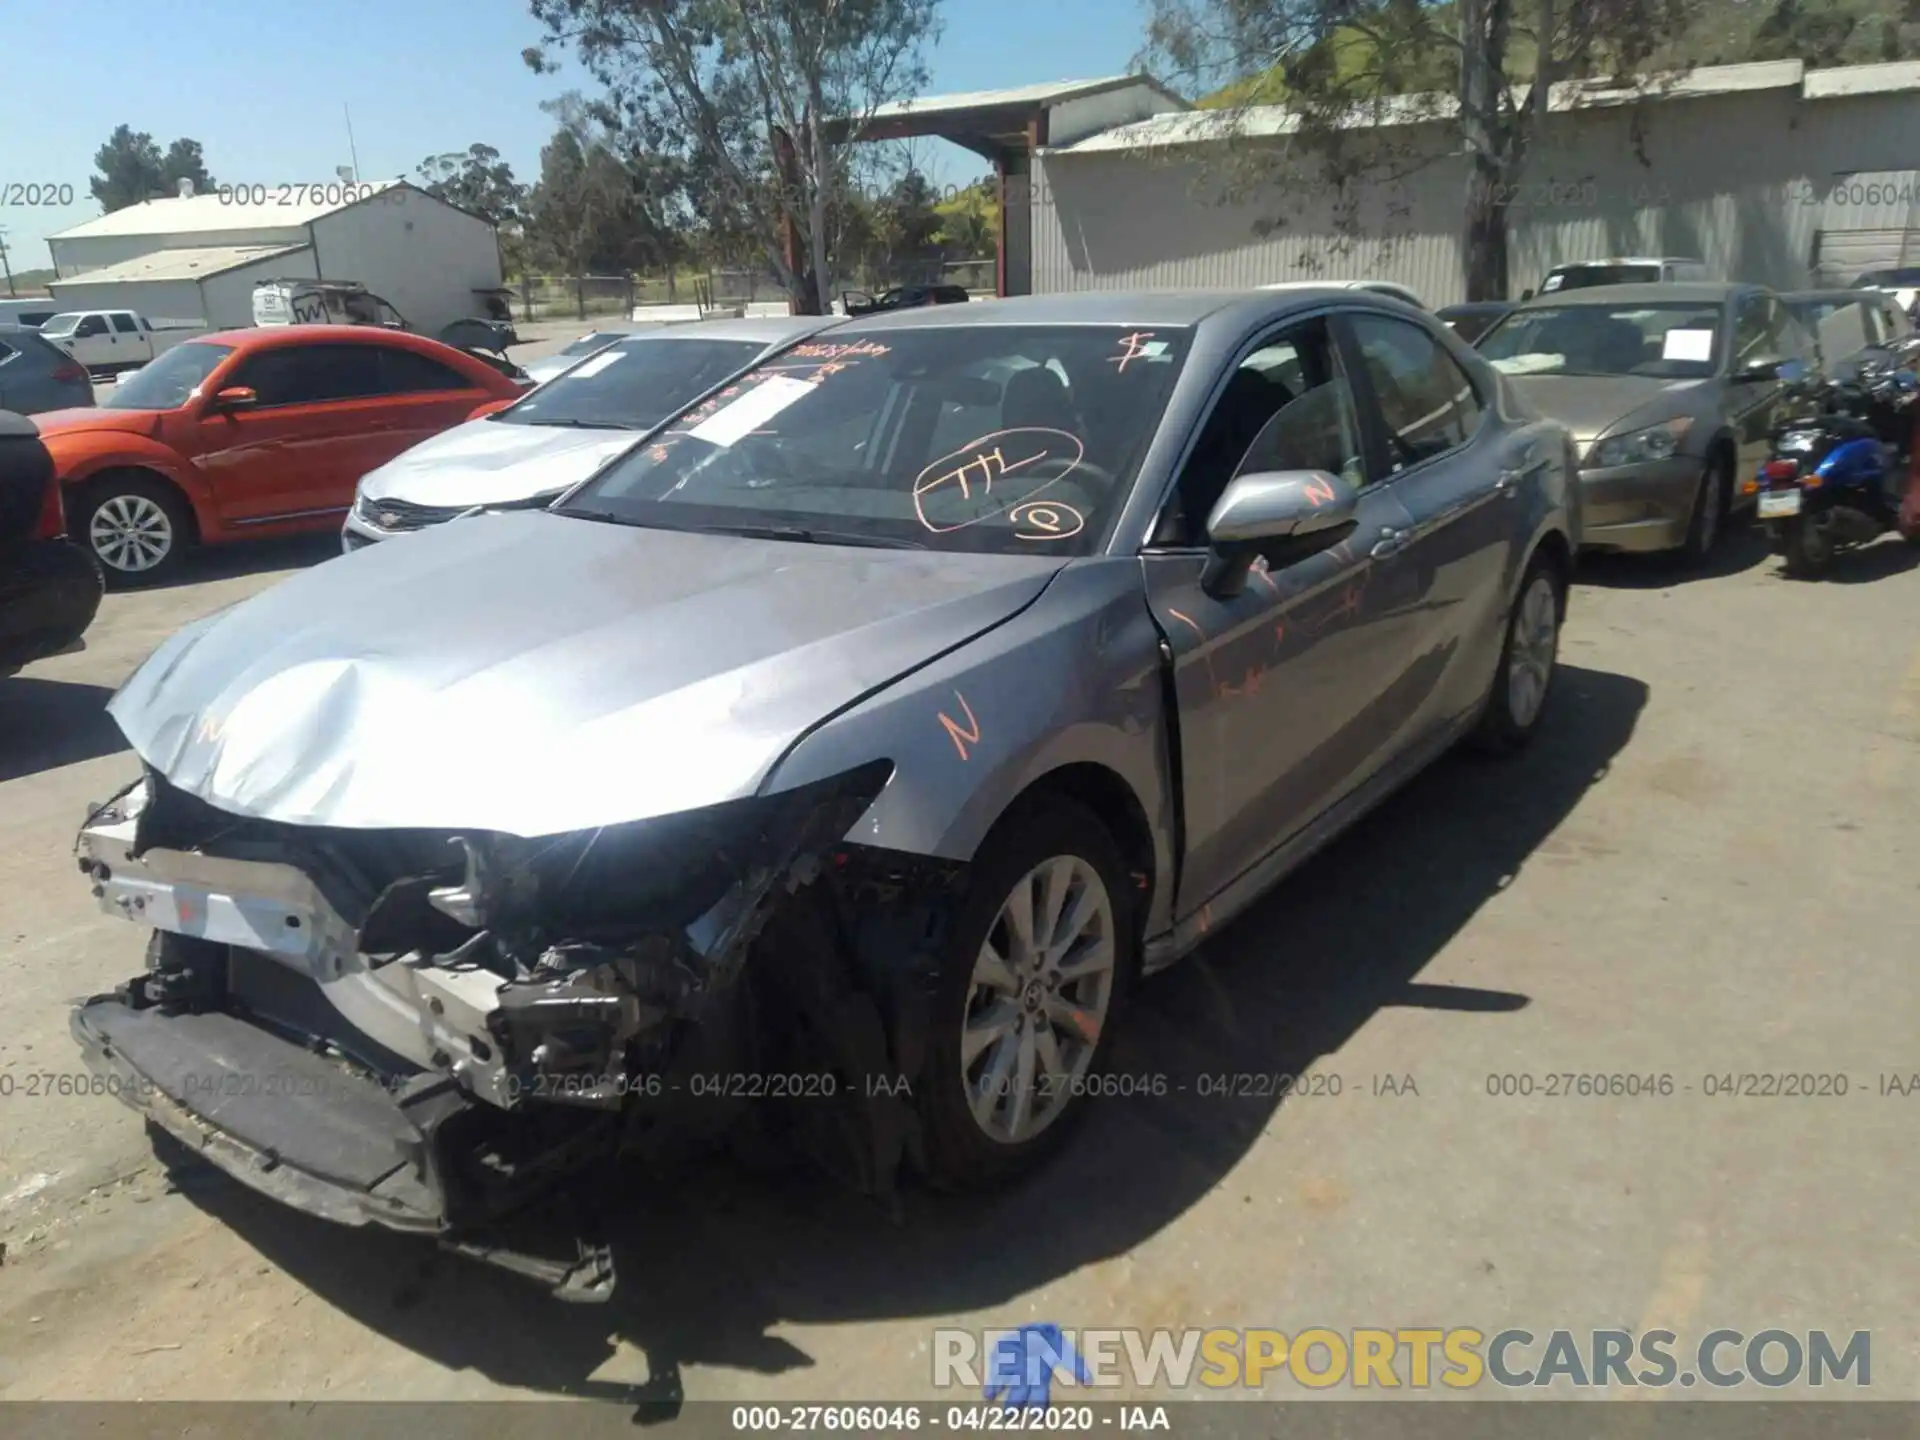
1540, 265, 1660, 293
498, 335, 764, 430
1479, 302, 1724, 379
557, 324, 1192, 555
103, 341, 236, 410
40, 314, 80, 337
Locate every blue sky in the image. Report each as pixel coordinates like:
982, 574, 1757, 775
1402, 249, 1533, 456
0, 0, 1151, 273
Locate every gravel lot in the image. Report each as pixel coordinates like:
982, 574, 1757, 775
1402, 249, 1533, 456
3, 459, 1918, 1405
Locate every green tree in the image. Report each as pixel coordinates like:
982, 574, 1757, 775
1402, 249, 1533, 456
160, 139, 217, 196
525, 0, 943, 314
933, 178, 998, 259
1144, 0, 1697, 301
416, 143, 528, 225
90, 127, 220, 210
90, 126, 167, 211
524, 99, 689, 277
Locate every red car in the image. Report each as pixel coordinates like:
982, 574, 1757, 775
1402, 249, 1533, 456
33, 326, 525, 584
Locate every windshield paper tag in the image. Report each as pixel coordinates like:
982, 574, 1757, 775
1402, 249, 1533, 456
1662, 328, 1714, 362
687, 374, 818, 447
567, 351, 625, 379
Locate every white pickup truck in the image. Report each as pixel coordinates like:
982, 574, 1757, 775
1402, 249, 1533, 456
39, 310, 204, 376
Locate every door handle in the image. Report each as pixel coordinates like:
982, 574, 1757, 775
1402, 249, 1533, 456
1497, 455, 1546, 494
1371, 526, 1409, 558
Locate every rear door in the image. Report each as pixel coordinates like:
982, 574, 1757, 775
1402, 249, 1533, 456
1343, 308, 1523, 734
108, 312, 150, 362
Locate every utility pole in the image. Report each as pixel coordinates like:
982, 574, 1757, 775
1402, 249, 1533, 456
344, 103, 362, 180
0, 227, 16, 297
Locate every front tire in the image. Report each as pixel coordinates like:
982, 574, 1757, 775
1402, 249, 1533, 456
1675, 456, 1729, 568
916, 796, 1136, 1190
1470, 552, 1564, 755
75, 473, 192, 586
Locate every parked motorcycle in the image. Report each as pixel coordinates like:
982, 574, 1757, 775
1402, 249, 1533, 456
1754, 354, 1920, 577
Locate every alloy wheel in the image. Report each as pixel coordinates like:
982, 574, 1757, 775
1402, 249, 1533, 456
89, 493, 174, 574
960, 854, 1117, 1145
1506, 573, 1559, 729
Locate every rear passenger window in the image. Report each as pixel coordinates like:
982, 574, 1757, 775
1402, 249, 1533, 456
379, 349, 475, 393
110, 314, 139, 335
1348, 313, 1482, 472
0, 340, 16, 363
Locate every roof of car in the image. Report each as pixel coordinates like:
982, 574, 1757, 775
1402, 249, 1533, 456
1519, 281, 1749, 306
1439, 301, 1517, 313
1549, 256, 1704, 267
1782, 289, 1877, 304
190, 324, 505, 360
635, 314, 842, 344
831, 288, 1380, 332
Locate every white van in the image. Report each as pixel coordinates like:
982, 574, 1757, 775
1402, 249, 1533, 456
0, 298, 61, 329
253, 279, 408, 330
1527, 258, 1713, 299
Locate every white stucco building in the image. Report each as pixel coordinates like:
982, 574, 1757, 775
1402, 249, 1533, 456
43, 181, 503, 335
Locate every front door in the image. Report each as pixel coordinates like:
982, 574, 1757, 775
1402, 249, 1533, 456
1139, 311, 1424, 922
66, 314, 113, 369
194, 343, 396, 526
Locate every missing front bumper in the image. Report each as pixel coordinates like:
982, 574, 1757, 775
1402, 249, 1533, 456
71, 985, 620, 1300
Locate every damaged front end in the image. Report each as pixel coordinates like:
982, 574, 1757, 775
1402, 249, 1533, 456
71, 758, 959, 1300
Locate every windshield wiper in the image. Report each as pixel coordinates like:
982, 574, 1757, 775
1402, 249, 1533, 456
687, 522, 927, 550
519, 417, 650, 430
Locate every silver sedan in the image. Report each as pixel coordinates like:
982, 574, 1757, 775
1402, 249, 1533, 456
69, 289, 1577, 1299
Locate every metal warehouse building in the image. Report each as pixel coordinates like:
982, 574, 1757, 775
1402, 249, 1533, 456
42, 181, 504, 335
873, 59, 1918, 307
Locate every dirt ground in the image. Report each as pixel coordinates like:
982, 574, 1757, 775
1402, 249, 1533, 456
3, 488, 1918, 1408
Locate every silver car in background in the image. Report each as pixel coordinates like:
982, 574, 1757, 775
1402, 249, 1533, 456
1477, 282, 1816, 563
520, 329, 639, 387
343, 315, 843, 547
0, 325, 96, 415
71, 290, 1575, 1299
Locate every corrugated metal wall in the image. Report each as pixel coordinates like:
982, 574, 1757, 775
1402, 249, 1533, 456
1031, 85, 1920, 305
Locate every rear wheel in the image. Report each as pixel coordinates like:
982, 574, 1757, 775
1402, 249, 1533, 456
916, 796, 1135, 1190
75, 473, 193, 586
1470, 552, 1564, 754
1780, 513, 1837, 577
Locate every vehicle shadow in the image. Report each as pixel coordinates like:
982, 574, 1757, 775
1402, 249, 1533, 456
156, 662, 1649, 1411
1796, 534, 1920, 584
0, 676, 125, 782
116, 533, 342, 594
1573, 522, 1770, 589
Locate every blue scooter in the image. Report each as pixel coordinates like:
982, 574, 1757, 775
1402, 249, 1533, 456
1754, 355, 1919, 577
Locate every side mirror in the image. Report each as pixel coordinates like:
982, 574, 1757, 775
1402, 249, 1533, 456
1520, 288, 1536, 302
1201, 470, 1359, 599
209, 386, 258, 411
1733, 358, 1783, 385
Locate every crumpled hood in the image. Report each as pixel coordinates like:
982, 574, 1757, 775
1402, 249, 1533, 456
1505, 376, 1714, 446
357, 416, 638, 507
110, 510, 1065, 836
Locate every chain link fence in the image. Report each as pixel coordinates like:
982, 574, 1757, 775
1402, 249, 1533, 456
514, 255, 997, 322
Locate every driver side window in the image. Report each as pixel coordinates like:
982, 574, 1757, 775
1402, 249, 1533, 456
1156, 316, 1357, 546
